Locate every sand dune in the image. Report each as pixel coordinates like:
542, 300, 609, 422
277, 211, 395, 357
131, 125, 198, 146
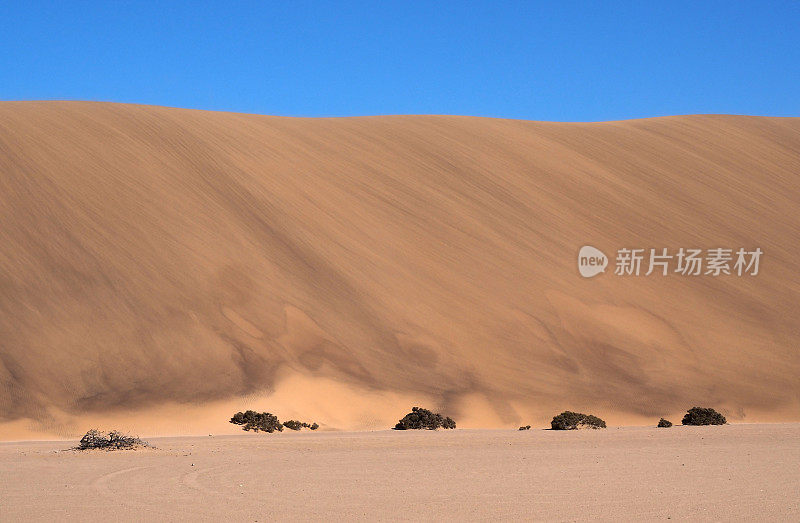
0, 102, 798, 438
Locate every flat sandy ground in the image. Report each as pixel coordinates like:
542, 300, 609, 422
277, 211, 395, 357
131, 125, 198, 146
1, 424, 798, 521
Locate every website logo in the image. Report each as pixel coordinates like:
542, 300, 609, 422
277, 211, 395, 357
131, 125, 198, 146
578, 246, 608, 278
578, 246, 762, 277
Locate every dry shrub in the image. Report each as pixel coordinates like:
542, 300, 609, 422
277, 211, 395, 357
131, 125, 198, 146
681, 407, 726, 426
393, 407, 456, 430
283, 420, 319, 431
550, 411, 606, 430
229, 410, 283, 433
77, 429, 148, 450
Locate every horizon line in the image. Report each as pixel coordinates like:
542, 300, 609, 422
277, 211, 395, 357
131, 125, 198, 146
2, 98, 798, 124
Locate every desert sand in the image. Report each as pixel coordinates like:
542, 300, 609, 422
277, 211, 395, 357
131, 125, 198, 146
1, 424, 799, 521
0, 101, 799, 438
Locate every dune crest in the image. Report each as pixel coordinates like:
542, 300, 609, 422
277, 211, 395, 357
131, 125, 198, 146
0, 102, 798, 438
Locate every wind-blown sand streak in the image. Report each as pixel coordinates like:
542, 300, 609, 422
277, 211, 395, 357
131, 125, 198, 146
0, 102, 798, 438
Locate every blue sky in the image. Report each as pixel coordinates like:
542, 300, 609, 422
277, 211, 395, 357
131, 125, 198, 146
1, 1, 798, 121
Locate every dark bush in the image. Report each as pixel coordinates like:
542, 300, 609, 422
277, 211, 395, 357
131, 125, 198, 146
440, 416, 456, 430
283, 420, 303, 431
551, 411, 606, 430
657, 418, 673, 428
393, 407, 456, 430
77, 429, 148, 450
519, 425, 531, 431
229, 410, 283, 433
681, 407, 726, 426
283, 420, 319, 431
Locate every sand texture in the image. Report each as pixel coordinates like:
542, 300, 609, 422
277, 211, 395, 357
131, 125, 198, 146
0, 102, 798, 437
2, 424, 799, 521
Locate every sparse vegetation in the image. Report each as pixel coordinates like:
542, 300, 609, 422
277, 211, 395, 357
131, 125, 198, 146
229, 411, 319, 433
550, 411, 606, 430
283, 420, 320, 431
518, 425, 531, 431
229, 410, 283, 433
657, 418, 673, 428
76, 429, 148, 450
681, 407, 726, 426
283, 420, 302, 431
393, 406, 456, 430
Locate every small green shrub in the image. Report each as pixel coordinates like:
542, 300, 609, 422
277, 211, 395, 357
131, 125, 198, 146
283, 420, 319, 431
681, 407, 726, 426
550, 411, 606, 430
440, 416, 456, 430
283, 420, 303, 431
518, 425, 531, 431
77, 429, 148, 450
229, 410, 283, 433
657, 418, 673, 428
393, 407, 456, 430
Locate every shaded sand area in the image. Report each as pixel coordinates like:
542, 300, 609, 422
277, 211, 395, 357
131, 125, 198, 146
2, 424, 798, 521
1, 102, 799, 437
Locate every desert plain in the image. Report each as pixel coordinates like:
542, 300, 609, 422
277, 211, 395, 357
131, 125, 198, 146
2, 424, 799, 521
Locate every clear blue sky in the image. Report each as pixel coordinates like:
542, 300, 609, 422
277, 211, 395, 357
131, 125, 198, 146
1, 1, 798, 121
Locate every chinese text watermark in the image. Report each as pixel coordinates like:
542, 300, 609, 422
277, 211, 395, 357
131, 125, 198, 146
579, 246, 762, 278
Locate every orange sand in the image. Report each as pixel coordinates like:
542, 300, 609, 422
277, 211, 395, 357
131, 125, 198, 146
0, 102, 798, 439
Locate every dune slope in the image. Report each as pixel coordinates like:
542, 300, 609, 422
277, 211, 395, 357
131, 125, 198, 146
0, 102, 798, 436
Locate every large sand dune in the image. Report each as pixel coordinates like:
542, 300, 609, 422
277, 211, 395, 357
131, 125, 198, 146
0, 102, 798, 438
